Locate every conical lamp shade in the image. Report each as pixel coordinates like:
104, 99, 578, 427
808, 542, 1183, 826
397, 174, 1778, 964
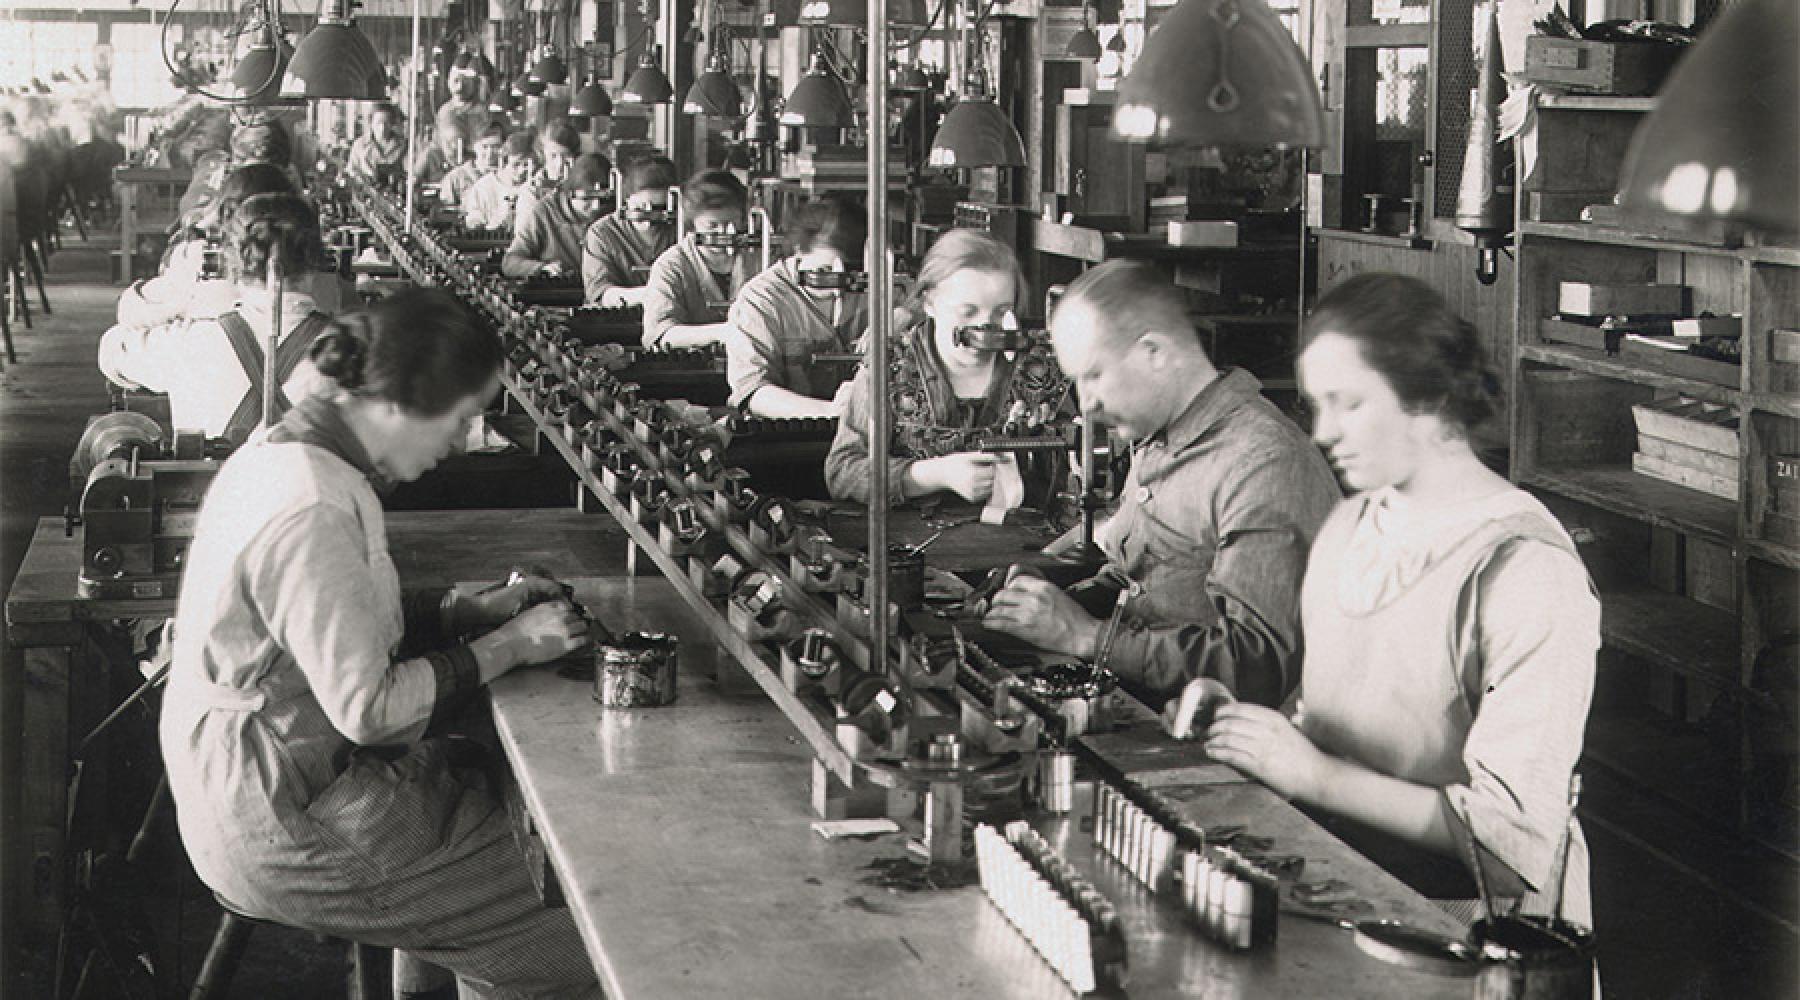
532, 50, 569, 86
518, 70, 548, 96
798, 0, 928, 28
1618, 0, 1798, 236
489, 89, 520, 114
620, 51, 674, 104
1113, 0, 1324, 147
283, 20, 386, 101
780, 58, 853, 128
928, 97, 1026, 168
233, 37, 292, 104
1066, 29, 1102, 60
684, 64, 743, 118
571, 78, 614, 117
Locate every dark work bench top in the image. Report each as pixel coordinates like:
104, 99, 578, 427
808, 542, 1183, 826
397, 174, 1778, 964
7, 509, 627, 635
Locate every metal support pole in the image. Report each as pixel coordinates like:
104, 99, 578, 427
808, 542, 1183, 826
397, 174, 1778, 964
264, 242, 284, 429
404, 0, 423, 233
866, 0, 891, 680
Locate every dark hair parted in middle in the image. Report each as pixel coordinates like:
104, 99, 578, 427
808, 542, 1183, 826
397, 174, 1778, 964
681, 168, 748, 218
210, 162, 296, 234
227, 192, 325, 282
309, 288, 503, 417
788, 191, 866, 263
1056, 260, 1205, 347
1303, 271, 1499, 432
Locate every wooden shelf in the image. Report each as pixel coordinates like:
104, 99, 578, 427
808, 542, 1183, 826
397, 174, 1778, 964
1535, 94, 1659, 112
1745, 537, 1800, 571
1747, 392, 1800, 419
1519, 220, 1744, 257
1744, 244, 1800, 267
1598, 589, 1742, 689
1520, 343, 1742, 405
1524, 465, 1738, 544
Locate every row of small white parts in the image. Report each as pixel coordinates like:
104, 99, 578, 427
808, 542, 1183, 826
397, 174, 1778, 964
1181, 850, 1268, 952
1003, 821, 1120, 931
1093, 784, 1178, 893
975, 824, 1099, 994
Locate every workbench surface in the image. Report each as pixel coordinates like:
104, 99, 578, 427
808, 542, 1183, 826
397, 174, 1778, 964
489, 576, 1470, 1000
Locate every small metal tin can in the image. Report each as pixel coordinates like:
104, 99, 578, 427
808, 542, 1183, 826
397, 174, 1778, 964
884, 545, 926, 610
594, 631, 679, 707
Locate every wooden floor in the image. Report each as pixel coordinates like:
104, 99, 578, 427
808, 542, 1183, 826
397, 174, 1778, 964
2, 237, 1794, 999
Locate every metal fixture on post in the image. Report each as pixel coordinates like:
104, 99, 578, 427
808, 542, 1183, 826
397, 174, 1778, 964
404, 0, 423, 234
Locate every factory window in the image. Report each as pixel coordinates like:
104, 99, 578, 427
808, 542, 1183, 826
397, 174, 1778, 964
109, 22, 189, 112
0, 20, 100, 89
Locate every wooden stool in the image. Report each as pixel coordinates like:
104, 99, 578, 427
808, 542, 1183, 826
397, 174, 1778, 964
188, 901, 392, 1000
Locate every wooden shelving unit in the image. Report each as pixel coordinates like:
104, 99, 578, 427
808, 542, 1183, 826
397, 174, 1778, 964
1511, 94, 1799, 853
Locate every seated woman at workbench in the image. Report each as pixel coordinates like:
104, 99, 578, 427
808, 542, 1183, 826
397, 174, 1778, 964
99, 193, 337, 446
640, 169, 760, 350
1191, 273, 1600, 928
461, 131, 536, 232
725, 191, 870, 418
161, 288, 601, 999
117, 162, 295, 328
500, 152, 612, 280
825, 229, 1069, 508
580, 153, 678, 308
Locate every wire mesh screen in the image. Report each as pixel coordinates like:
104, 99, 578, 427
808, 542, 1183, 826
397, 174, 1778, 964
1432, 0, 1476, 218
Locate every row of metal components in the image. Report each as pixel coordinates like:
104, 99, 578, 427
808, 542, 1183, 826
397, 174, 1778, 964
975, 821, 1129, 995
1092, 783, 1280, 952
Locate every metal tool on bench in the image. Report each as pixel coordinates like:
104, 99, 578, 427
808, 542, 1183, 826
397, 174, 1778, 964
67, 412, 220, 599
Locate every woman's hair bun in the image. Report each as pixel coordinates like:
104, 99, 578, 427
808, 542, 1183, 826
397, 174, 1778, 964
310, 317, 369, 388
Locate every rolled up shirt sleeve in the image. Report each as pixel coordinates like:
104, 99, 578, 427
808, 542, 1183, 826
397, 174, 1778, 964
640, 252, 686, 348
724, 299, 781, 408
1444, 539, 1599, 893
1104, 453, 1330, 707
245, 503, 444, 746
99, 318, 190, 392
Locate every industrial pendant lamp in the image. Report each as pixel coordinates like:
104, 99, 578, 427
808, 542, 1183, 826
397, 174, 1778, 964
532, 47, 569, 86
892, 63, 930, 93
684, 52, 743, 119
571, 75, 615, 118
798, 0, 928, 29
283, 0, 386, 101
517, 70, 548, 97
928, 70, 1026, 168
1113, 0, 1324, 148
620, 46, 674, 104
1066, 3, 1102, 60
1618, 0, 1798, 237
232, 32, 293, 105
489, 88, 521, 114
780, 51, 853, 128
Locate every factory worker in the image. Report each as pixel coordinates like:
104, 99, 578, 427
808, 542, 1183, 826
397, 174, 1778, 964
346, 103, 406, 187
726, 191, 870, 418
982, 261, 1339, 710
461, 131, 535, 231
640, 169, 759, 350
410, 103, 471, 188
99, 193, 334, 446
119, 163, 296, 328
1187, 273, 1599, 929
436, 69, 491, 158
825, 229, 1068, 508
501, 152, 612, 280
510, 120, 582, 231
439, 122, 505, 208
161, 288, 600, 999
580, 153, 678, 309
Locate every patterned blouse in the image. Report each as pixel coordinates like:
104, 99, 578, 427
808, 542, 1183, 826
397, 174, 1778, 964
825, 317, 1072, 508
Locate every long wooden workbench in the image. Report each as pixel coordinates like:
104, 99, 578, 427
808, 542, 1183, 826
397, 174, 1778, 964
490, 575, 1471, 999
342, 184, 1480, 996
